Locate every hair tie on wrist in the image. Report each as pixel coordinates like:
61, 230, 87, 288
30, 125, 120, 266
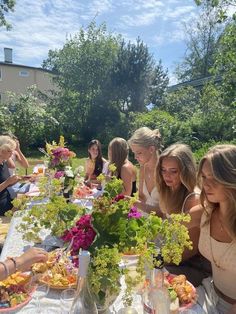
7, 257, 18, 271
0, 261, 9, 277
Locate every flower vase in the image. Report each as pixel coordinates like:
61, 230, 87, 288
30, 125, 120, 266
122, 254, 143, 291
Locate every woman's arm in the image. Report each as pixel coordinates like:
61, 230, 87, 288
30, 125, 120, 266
6, 158, 15, 169
0, 175, 19, 193
0, 247, 48, 280
14, 140, 29, 168
120, 163, 134, 196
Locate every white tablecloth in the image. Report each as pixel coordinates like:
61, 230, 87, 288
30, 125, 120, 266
0, 210, 204, 313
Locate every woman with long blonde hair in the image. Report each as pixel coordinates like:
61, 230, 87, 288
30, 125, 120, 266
128, 127, 162, 215
156, 143, 199, 215
156, 143, 212, 286
189, 144, 236, 314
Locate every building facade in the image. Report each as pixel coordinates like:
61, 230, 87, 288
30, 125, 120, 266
0, 48, 57, 102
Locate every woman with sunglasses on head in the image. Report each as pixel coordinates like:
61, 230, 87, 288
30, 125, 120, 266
188, 144, 236, 314
128, 127, 162, 215
156, 143, 211, 286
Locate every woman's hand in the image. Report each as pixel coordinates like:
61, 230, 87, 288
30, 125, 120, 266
6, 175, 20, 186
16, 247, 48, 272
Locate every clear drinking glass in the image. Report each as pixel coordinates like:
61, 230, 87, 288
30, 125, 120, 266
35, 283, 49, 313
60, 288, 76, 314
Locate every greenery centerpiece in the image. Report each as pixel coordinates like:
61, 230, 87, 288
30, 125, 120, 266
61, 169, 192, 309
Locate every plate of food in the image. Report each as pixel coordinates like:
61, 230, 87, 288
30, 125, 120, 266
0, 272, 35, 312
32, 249, 78, 290
143, 274, 197, 313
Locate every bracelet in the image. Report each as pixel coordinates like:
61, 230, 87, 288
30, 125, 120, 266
0, 261, 9, 277
7, 257, 18, 271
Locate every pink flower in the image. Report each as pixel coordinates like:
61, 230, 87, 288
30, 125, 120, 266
54, 170, 65, 179
128, 206, 142, 219
61, 214, 96, 254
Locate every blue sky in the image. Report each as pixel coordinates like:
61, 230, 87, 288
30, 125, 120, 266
0, 0, 205, 83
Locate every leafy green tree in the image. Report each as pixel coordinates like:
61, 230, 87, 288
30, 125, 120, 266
195, 0, 236, 22
175, 5, 223, 81
160, 86, 201, 121
0, 86, 58, 149
0, 0, 15, 30
212, 22, 236, 106
43, 22, 120, 142
110, 38, 162, 113
147, 60, 169, 107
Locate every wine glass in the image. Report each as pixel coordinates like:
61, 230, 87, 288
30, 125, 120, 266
34, 283, 49, 313
60, 288, 76, 314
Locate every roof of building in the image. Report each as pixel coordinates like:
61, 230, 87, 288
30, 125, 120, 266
168, 75, 222, 92
0, 61, 55, 74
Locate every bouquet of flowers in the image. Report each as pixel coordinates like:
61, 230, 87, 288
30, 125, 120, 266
40, 136, 76, 171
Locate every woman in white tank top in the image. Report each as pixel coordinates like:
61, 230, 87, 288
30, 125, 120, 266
189, 144, 236, 314
128, 127, 162, 216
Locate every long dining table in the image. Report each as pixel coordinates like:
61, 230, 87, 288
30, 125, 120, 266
0, 190, 203, 313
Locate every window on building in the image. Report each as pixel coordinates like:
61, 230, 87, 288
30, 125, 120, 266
0, 68, 2, 81
19, 70, 29, 77
0, 94, 2, 102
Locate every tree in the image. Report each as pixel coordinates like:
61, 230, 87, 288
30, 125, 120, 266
43, 22, 120, 142
195, 0, 236, 22
109, 38, 156, 113
147, 60, 169, 107
0, 0, 15, 30
160, 86, 201, 121
175, 5, 223, 81
0, 86, 58, 149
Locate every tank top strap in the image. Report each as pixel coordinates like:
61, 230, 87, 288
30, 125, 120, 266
181, 191, 199, 213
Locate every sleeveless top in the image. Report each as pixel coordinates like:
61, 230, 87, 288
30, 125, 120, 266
0, 162, 13, 215
142, 180, 159, 206
181, 191, 200, 213
198, 209, 236, 299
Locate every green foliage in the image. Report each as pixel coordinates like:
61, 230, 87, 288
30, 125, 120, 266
0, 86, 58, 150
161, 86, 201, 120
0, 0, 15, 30
176, 5, 223, 82
88, 246, 122, 308
17, 194, 84, 242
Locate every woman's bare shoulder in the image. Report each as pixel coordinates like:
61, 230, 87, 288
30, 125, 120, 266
185, 193, 200, 212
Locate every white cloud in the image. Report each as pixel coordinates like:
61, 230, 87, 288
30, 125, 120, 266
0, 0, 200, 77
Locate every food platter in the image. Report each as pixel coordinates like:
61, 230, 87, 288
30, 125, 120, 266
32, 249, 77, 290
167, 274, 197, 310
143, 273, 197, 313
0, 272, 35, 312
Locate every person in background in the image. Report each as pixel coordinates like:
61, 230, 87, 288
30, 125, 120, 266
0, 247, 48, 281
84, 139, 106, 185
0, 135, 20, 215
156, 143, 211, 286
189, 144, 236, 314
107, 137, 137, 196
128, 127, 162, 215
3, 133, 29, 175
